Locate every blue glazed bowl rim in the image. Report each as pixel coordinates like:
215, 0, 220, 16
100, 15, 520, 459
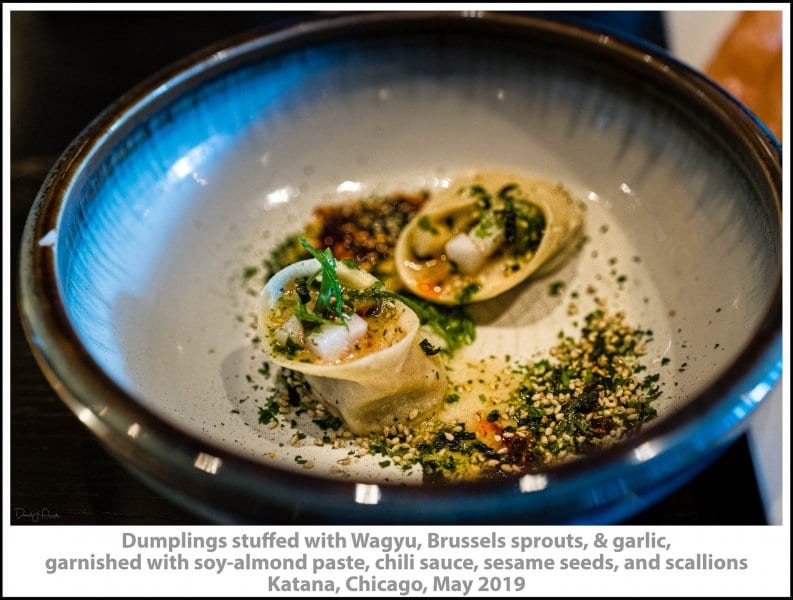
18, 12, 782, 523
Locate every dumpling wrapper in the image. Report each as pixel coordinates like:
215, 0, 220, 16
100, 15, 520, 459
395, 171, 584, 304
259, 259, 447, 434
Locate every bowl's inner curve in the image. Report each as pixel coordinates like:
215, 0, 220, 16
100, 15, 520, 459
54, 32, 778, 482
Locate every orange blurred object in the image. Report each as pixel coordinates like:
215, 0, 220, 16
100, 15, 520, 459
706, 11, 782, 140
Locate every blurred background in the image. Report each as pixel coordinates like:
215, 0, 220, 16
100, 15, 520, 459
9, 10, 783, 524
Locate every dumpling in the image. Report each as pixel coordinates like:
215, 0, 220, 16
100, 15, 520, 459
259, 244, 447, 434
395, 172, 584, 304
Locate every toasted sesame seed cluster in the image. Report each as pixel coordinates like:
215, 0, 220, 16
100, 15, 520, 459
500, 305, 660, 468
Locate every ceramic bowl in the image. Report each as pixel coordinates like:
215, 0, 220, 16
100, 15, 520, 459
19, 13, 781, 523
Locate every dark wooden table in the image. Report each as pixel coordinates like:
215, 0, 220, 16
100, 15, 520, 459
9, 11, 767, 525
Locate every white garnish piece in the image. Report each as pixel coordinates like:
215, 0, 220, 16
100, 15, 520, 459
274, 314, 305, 347
444, 218, 504, 275
445, 233, 484, 274
306, 313, 368, 361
